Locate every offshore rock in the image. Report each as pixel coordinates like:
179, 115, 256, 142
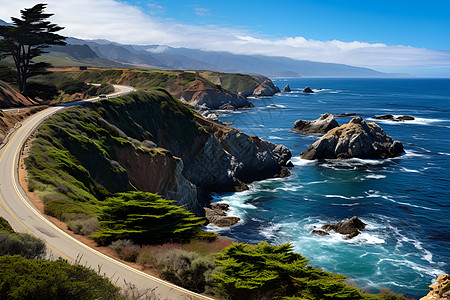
204, 203, 240, 227
292, 113, 339, 134
301, 117, 404, 160
421, 274, 450, 300
303, 86, 314, 93
282, 84, 291, 92
322, 216, 366, 240
373, 114, 415, 122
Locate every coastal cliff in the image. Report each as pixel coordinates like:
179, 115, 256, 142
25, 90, 291, 222
69, 68, 278, 110
198, 71, 280, 97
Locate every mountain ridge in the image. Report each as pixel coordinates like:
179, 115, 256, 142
65, 37, 402, 77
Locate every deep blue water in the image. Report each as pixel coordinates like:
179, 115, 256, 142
209, 78, 450, 297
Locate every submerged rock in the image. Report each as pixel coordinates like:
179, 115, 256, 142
373, 114, 415, 122
303, 86, 314, 93
311, 230, 330, 236
292, 113, 339, 134
322, 216, 366, 240
205, 203, 240, 227
421, 274, 450, 300
282, 84, 291, 92
301, 116, 404, 160
333, 113, 358, 118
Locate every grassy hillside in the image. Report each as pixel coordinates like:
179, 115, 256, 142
25, 90, 206, 243
198, 71, 262, 94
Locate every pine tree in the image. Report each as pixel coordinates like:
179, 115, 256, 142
0, 3, 66, 96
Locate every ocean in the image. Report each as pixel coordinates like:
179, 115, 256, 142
208, 78, 450, 297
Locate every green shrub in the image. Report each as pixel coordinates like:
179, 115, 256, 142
156, 249, 216, 293
0, 232, 46, 259
67, 215, 99, 236
0, 255, 120, 299
110, 239, 141, 262
0, 217, 14, 233
91, 191, 205, 246
213, 242, 368, 300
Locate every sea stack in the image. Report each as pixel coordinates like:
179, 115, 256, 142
301, 116, 404, 160
321, 216, 366, 239
282, 84, 291, 92
303, 86, 314, 93
292, 113, 339, 134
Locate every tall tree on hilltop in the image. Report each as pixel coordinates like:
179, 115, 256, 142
0, 3, 66, 96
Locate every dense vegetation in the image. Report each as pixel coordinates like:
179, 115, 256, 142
92, 192, 204, 245
214, 242, 368, 300
0, 255, 120, 299
0, 217, 126, 299
25, 90, 206, 243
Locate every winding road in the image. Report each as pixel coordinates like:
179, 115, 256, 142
0, 85, 213, 300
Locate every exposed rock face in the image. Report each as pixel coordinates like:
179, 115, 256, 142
114, 144, 200, 214
373, 114, 415, 122
311, 229, 330, 236
183, 119, 292, 192
421, 274, 450, 300
282, 84, 291, 92
205, 203, 240, 227
292, 113, 339, 134
322, 216, 366, 239
303, 86, 314, 93
181, 83, 251, 110
252, 79, 281, 97
301, 117, 404, 160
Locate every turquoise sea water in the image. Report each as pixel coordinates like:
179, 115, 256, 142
208, 78, 450, 297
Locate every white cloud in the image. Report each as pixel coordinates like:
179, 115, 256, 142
1, 0, 449, 76
194, 7, 210, 16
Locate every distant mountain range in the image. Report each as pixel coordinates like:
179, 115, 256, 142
0, 18, 403, 77
66, 37, 397, 77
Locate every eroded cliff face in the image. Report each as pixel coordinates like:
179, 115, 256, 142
176, 116, 291, 192
114, 144, 199, 213
177, 80, 251, 110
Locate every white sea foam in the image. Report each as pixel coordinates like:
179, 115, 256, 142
439, 152, 450, 156
401, 167, 421, 173
365, 174, 387, 179
366, 190, 439, 211
291, 156, 317, 166
322, 158, 387, 168
331, 202, 360, 207
268, 135, 283, 140
325, 195, 364, 200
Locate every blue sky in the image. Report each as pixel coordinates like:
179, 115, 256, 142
2, 0, 449, 76
123, 0, 450, 50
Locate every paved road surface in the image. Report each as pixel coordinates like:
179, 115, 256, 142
0, 85, 213, 300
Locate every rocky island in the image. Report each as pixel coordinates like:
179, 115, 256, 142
301, 116, 404, 160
